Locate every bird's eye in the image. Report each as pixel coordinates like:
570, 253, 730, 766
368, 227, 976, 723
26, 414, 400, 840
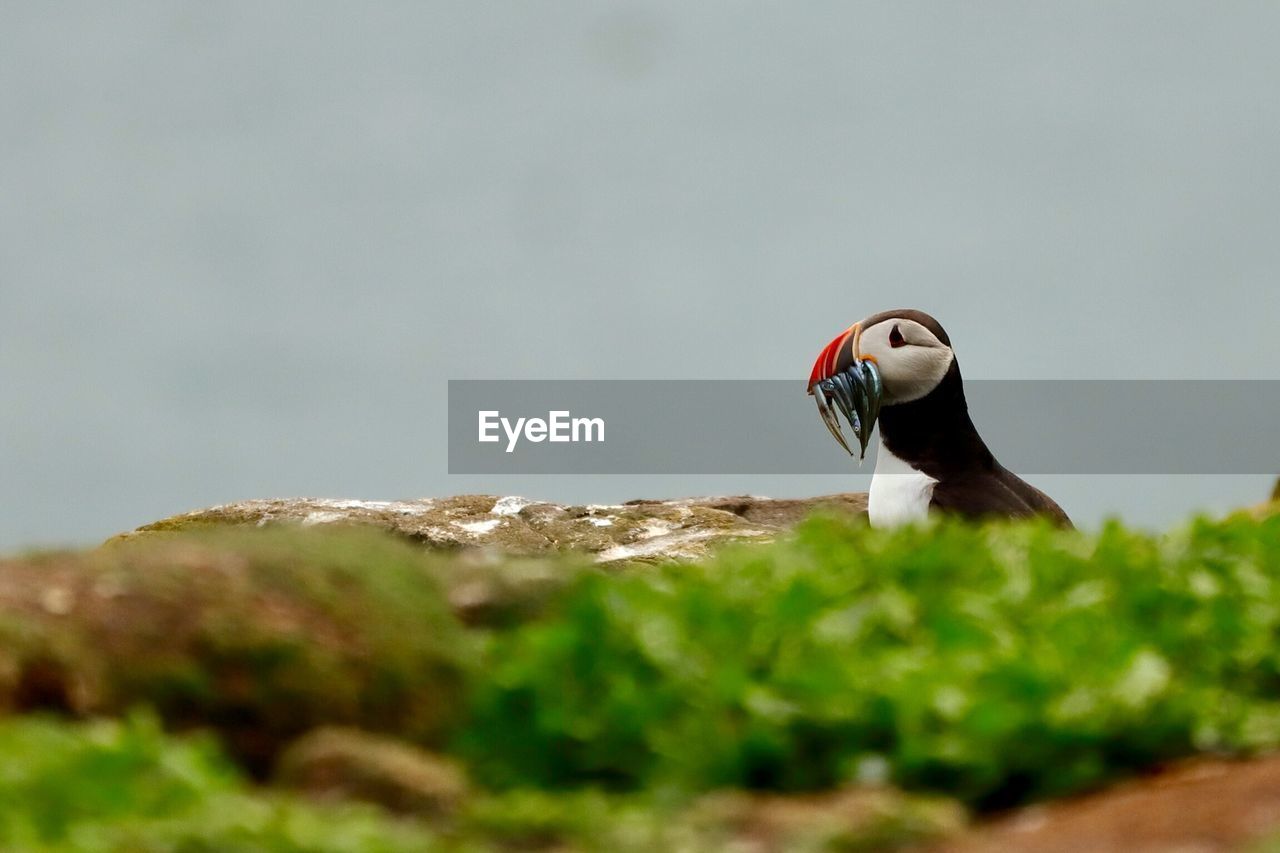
889, 324, 906, 348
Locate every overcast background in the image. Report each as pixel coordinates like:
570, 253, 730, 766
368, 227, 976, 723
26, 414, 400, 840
3, 3, 1278, 550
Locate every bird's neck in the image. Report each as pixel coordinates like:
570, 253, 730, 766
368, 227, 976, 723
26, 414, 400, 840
876, 361, 995, 478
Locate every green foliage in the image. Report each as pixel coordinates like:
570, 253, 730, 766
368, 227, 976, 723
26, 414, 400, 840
0, 713, 438, 852
456, 789, 680, 851
0, 715, 954, 853
459, 512, 1280, 808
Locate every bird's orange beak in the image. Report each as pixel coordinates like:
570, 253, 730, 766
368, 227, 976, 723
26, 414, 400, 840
806, 321, 882, 459
807, 323, 859, 392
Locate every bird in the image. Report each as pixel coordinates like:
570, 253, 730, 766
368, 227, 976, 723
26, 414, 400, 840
806, 308, 1071, 528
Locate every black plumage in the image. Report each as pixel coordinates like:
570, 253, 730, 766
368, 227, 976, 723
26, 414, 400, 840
878, 356, 1072, 527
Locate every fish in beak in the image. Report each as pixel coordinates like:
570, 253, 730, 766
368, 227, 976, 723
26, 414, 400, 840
806, 323, 883, 459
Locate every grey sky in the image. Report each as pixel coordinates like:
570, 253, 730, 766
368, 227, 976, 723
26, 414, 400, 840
3, 3, 1278, 549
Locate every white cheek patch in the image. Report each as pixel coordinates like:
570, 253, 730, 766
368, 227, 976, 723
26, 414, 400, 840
855, 321, 949, 402
882, 347, 954, 403
857, 318, 954, 403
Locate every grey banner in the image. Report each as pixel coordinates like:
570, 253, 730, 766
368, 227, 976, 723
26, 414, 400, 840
447, 380, 1280, 475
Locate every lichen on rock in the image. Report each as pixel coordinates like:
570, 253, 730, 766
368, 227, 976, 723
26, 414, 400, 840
113, 493, 868, 564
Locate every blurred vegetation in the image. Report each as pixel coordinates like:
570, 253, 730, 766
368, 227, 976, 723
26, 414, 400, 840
464, 512, 1280, 808
0, 713, 437, 852
0, 713, 957, 852
2, 511, 1280, 848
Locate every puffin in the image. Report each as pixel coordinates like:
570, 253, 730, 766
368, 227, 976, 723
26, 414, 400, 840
806, 309, 1071, 528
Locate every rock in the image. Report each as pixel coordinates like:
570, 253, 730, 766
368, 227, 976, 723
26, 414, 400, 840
624, 493, 869, 529
275, 727, 467, 816
927, 754, 1280, 853
114, 493, 868, 564
457, 785, 963, 852
1244, 476, 1280, 518
687, 786, 965, 852
0, 528, 473, 775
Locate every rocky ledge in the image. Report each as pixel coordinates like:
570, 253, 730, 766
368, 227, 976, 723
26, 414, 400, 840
115, 493, 869, 563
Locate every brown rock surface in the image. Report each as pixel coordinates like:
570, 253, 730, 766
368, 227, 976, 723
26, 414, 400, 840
114, 493, 868, 563
926, 754, 1280, 853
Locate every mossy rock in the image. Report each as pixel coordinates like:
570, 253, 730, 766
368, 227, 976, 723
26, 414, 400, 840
111, 493, 869, 564
275, 726, 467, 816
456, 786, 964, 852
0, 527, 474, 774
682, 786, 965, 852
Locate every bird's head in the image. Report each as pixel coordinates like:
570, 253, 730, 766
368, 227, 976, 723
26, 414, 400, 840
806, 309, 956, 457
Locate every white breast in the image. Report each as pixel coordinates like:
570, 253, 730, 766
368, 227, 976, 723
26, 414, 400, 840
868, 443, 938, 528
